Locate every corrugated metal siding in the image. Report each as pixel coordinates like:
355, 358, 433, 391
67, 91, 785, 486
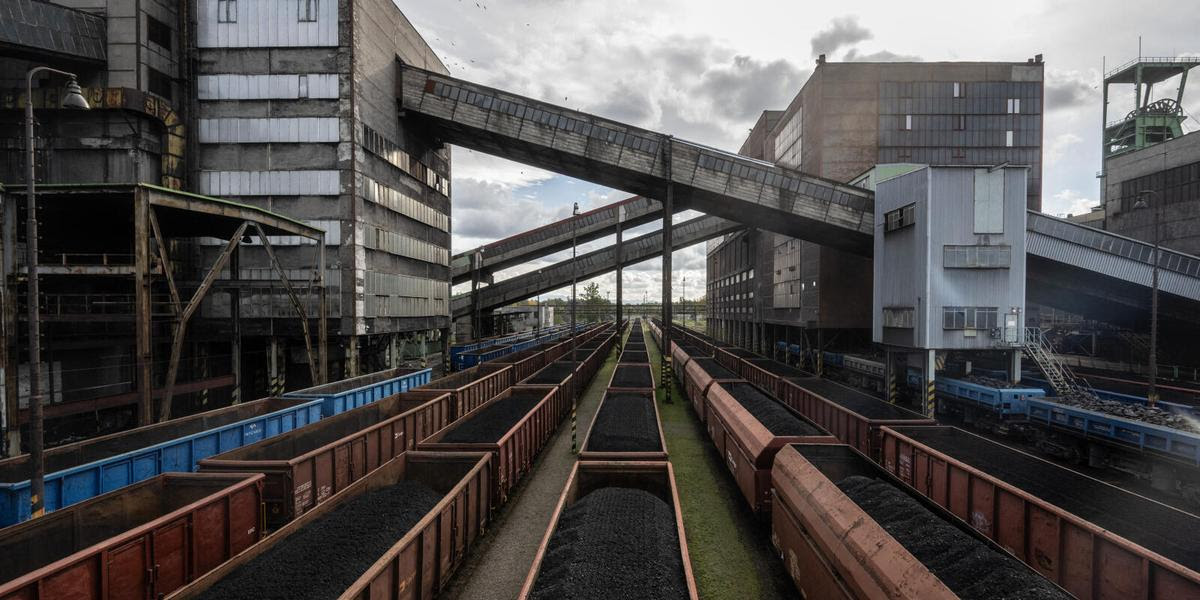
1027, 233, 1200, 301
197, 0, 338, 48
365, 227, 449, 266
362, 177, 449, 232
198, 118, 340, 143
197, 74, 339, 99
198, 170, 340, 196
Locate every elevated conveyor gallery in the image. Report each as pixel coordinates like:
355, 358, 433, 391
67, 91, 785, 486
399, 64, 874, 255
451, 215, 738, 318
400, 63, 1200, 329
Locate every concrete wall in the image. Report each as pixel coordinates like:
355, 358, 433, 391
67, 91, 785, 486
1103, 131, 1200, 255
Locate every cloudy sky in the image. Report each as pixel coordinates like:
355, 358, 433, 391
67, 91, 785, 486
399, 0, 1200, 302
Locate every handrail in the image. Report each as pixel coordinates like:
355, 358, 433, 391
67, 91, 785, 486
1104, 56, 1200, 78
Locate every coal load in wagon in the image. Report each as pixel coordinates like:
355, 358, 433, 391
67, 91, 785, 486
611, 365, 653, 389
619, 350, 650, 364
195, 481, 441, 600
530, 487, 688, 600
837, 476, 1070, 600
723, 383, 820, 436
440, 390, 546, 443
690, 358, 737, 381
525, 362, 580, 386
587, 395, 660, 452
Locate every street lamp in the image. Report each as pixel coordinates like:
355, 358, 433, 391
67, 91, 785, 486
570, 202, 579, 453
24, 66, 90, 519
1133, 189, 1161, 407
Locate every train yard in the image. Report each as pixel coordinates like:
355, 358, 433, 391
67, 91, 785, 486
1, 318, 1199, 599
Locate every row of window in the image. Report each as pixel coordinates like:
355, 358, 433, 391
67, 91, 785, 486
1117, 159, 1200, 212
217, 0, 318, 23
882, 307, 915, 328
429, 81, 661, 155
881, 81, 1041, 100
362, 177, 450, 233
884, 204, 916, 232
366, 227, 449, 266
1027, 212, 1200, 276
892, 114, 1038, 132
944, 306, 999, 330
944, 245, 1011, 268
886, 127, 1028, 148
695, 153, 872, 212
361, 125, 450, 197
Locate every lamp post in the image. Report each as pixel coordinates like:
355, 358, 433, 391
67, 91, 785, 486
24, 66, 90, 518
1133, 189, 1161, 407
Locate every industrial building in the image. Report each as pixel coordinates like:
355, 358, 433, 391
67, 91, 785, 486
0, 0, 452, 453
709, 57, 1045, 359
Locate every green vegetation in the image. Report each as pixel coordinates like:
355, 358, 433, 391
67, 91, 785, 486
642, 323, 797, 600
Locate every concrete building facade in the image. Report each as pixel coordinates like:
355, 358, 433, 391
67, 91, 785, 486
1103, 130, 1200, 255
708, 58, 1044, 358
0, 0, 451, 448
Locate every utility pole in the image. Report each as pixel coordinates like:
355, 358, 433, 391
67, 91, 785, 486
24, 67, 90, 518
661, 138, 673, 403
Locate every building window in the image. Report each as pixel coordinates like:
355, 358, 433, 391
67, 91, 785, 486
147, 67, 173, 101
902, 114, 913, 131
885, 203, 916, 232
944, 245, 1011, 268
943, 306, 999, 330
883, 307, 915, 328
953, 114, 966, 131
1007, 98, 1021, 114
1005, 130, 1014, 147
147, 15, 172, 49
217, 0, 237, 22
299, 0, 318, 22
953, 82, 964, 98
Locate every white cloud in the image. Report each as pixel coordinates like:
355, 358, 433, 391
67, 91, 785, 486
1047, 188, 1099, 218
1045, 133, 1083, 167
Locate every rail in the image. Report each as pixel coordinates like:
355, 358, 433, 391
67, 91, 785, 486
1104, 55, 1200, 78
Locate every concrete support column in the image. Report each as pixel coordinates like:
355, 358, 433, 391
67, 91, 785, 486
1008, 350, 1022, 384
616, 205, 624, 329
345, 337, 359, 378
884, 348, 897, 404
2, 191, 18, 456
923, 349, 937, 417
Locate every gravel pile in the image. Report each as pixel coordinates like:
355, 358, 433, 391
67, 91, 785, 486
1050, 392, 1200, 433
587, 395, 661, 452
837, 476, 1069, 600
439, 390, 546, 442
963, 374, 1023, 389
689, 358, 738, 381
525, 361, 580, 386
196, 482, 442, 600
530, 487, 688, 600
722, 383, 821, 436
611, 365, 654, 389
619, 350, 650, 364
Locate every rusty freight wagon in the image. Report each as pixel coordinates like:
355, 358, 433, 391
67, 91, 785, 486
681, 356, 742, 424
197, 390, 452, 526
423, 363, 514, 420
168, 452, 491, 600
705, 382, 836, 514
490, 345, 550, 381
608, 363, 655, 394
417, 386, 560, 505
879, 426, 1200, 600
781, 377, 935, 461
518, 461, 698, 600
579, 390, 668, 461
771, 443, 1071, 600
0, 472, 264, 600
738, 358, 809, 400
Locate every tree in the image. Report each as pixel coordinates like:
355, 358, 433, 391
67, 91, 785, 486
581, 282, 606, 306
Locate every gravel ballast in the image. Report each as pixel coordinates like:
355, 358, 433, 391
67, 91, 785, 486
525, 361, 580, 386
837, 476, 1070, 600
721, 383, 821, 436
439, 390, 547, 443
611, 365, 654, 389
689, 358, 738, 381
587, 395, 661, 452
196, 481, 442, 600
530, 487, 688, 600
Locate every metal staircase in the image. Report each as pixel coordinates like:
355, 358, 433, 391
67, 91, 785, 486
1023, 328, 1097, 400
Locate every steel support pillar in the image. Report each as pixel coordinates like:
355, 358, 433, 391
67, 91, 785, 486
133, 189, 153, 425
1008, 350, 1022, 384
230, 245, 241, 404
616, 204, 624, 331
885, 348, 897, 404
2, 189, 18, 456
